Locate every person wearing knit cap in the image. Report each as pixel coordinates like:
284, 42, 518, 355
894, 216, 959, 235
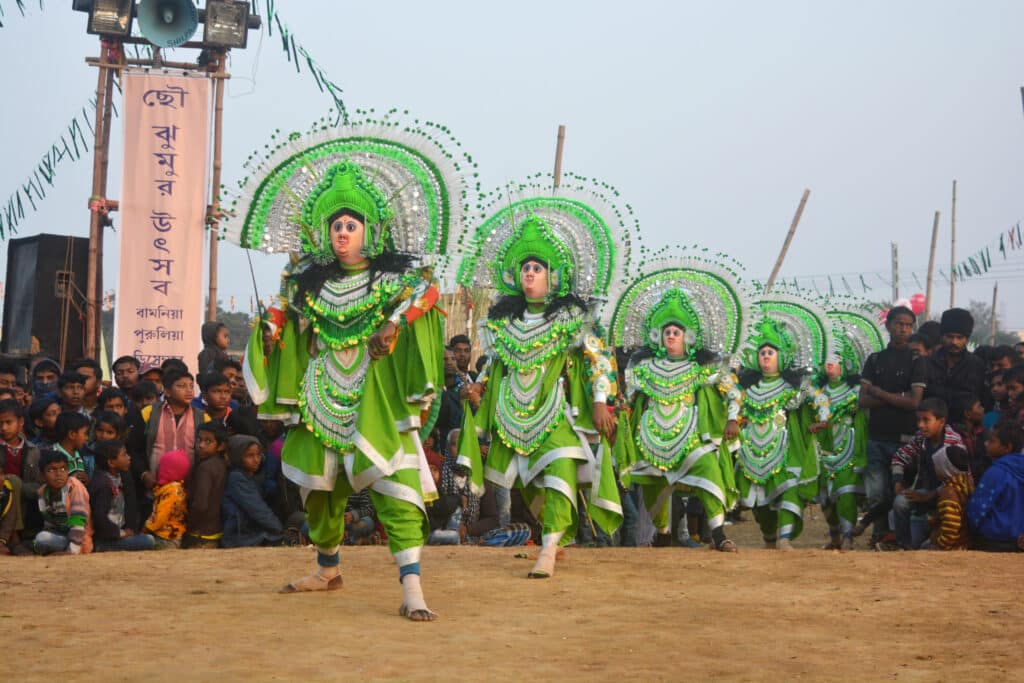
925, 308, 987, 414
145, 448, 191, 549
221, 435, 283, 548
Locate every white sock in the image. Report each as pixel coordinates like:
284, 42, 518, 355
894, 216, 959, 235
531, 532, 563, 576
401, 573, 429, 613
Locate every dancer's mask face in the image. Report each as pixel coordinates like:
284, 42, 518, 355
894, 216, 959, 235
331, 212, 367, 266
520, 260, 548, 301
758, 346, 779, 375
824, 361, 842, 380
662, 324, 686, 358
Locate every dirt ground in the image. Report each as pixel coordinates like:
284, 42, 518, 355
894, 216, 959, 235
4, 508, 1022, 682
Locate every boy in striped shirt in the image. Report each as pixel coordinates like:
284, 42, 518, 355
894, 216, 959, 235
33, 450, 93, 555
930, 445, 973, 550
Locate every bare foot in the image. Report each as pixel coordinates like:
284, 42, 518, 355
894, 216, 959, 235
279, 567, 342, 593
716, 539, 739, 553
777, 538, 794, 551
399, 604, 438, 621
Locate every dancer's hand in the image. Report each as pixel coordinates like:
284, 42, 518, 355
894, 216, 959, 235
593, 402, 616, 440
808, 421, 828, 434
723, 420, 739, 441
368, 321, 398, 359
461, 382, 483, 409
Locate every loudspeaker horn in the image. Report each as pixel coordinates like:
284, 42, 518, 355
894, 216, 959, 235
138, 0, 198, 48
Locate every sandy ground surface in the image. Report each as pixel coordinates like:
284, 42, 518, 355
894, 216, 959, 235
4, 508, 1022, 682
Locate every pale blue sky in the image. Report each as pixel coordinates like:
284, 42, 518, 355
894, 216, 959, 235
2, 1, 1022, 336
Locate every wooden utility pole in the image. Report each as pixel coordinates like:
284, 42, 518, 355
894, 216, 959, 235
924, 210, 941, 321
85, 40, 118, 359
764, 188, 811, 293
207, 50, 228, 321
552, 125, 566, 191
950, 180, 957, 307
890, 242, 899, 302
991, 282, 999, 344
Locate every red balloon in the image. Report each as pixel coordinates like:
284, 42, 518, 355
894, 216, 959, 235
909, 293, 926, 315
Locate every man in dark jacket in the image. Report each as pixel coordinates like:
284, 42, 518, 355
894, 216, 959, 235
925, 308, 987, 410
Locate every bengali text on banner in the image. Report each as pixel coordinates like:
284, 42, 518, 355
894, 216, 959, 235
114, 70, 210, 370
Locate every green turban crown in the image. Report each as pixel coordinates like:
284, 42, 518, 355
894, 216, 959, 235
495, 215, 574, 298
644, 288, 703, 354
300, 161, 393, 262
743, 316, 795, 372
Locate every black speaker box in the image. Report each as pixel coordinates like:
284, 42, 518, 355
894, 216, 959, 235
2, 234, 90, 361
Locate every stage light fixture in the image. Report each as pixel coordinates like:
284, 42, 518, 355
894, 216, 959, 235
203, 0, 250, 49
83, 0, 135, 38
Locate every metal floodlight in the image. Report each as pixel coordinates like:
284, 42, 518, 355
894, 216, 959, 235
203, 0, 251, 49
83, 0, 135, 38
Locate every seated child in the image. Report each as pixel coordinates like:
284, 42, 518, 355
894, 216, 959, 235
34, 450, 93, 555
89, 440, 155, 552
0, 453, 17, 554
27, 397, 60, 450
930, 445, 974, 550
145, 447, 191, 549
968, 419, 1024, 551
184, 422, 229, 548
342, 489, 377, 545
221, 434, 283, 548
950, 395, 987, 481
891, 398, 965, 550
51, 411, 92, 484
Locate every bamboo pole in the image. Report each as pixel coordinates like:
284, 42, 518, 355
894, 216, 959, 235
950, 180, 957, 307
890, 242, 899, 302
991, 282, 999, 344
207, 50, 228, 321
85, 41, 112, 359
552, 125, 566, 191
924, 210, 941, 321
764, 188, 811, 293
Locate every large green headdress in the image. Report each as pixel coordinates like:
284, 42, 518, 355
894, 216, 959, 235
457, 172, 638, 304
300, 161, 394, 263
744, 291, 831, 372
743, 316, 796, 371
221, 109, 478, 274
494, 215, 574, 297
606, 246, 750, 359
826, 299, 886, 377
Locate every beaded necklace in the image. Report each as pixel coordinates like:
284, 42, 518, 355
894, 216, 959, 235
304, 270, 412, 350
487, 308, 585, 371
631, 357, 710, 405
819, 382, 859, 477
737, 377, 796, 483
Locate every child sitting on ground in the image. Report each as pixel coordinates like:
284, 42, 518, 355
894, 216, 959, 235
52, 411, 92, 484
145, 447, 191, 549
184, 422, 230, 549
34, 450, 92, 555
930, 443, 974, 550
89, 440, 155, 552
891, 398, 965, 550
967, 419, 1024, 551
221, 434, 283, 548
951, 396, 988, 481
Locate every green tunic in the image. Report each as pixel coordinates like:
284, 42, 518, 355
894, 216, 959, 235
246, 267, 444, 506
458, 307, 622, 539
814, 381, 867, 530
735, 376, 821, 539
616, 357, 737, 529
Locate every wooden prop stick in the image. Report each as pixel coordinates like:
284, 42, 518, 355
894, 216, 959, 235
764, 188, 811, 293
924, 210, 940, 321
891, 242, 899, 302
552, 125, 566, 191
950, 180, 957, 308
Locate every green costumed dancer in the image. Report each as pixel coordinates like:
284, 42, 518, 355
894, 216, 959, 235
815, 304, 885, 550
606, 250, 751, 551
225, 113, 475, 620
455, 175, 632, 578
730, 294, 831, 549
